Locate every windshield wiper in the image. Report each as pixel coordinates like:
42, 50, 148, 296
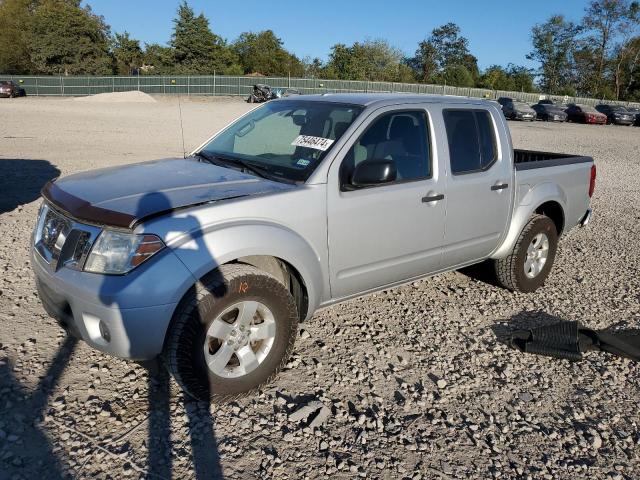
195, 151, 291, 184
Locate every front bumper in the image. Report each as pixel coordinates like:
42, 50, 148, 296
31, 245, 195, 360
612, 118, 634, 125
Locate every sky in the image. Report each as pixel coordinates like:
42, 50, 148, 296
86, 0, 592, 70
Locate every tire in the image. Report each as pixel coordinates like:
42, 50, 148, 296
493, 214, 558, 293
163, 264, 299, 402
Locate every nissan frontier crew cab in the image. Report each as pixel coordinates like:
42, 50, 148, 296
32, 94, 595, 402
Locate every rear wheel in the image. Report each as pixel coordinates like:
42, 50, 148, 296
163, 264, 299, 402
493, 214, 558, 293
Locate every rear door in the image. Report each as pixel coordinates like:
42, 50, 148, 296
439, 107, 513, 267
327, 106, 446, 299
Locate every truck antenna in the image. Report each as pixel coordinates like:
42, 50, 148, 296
177, 94, 187, 158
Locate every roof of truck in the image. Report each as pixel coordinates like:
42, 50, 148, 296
281, 93, 496, 107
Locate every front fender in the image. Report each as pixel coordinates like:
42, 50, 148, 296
491, 182, 567, 259
168, 222, 324, 319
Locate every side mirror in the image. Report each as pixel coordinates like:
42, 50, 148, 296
351, 160, 397, 187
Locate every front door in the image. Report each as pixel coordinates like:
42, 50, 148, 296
327, 107, 446, 299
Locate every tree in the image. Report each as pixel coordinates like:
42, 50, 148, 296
507, 64, 536, 92
613, 35, 640, 98
581, 0, 640, 95
30, 0, 113, 75
410, 23, 478, 83
527, 15, 580, 94
435, 64, 474, 87
479, 65, 516, 90
170, 1, 239, 74
324, 39, 411, 82
142, 43, 174, 74
302, 57, 324, 78
233, 30, 304, 76
528, 15, 581, 94
0, 0, 34, 74
112, 32, 142, 75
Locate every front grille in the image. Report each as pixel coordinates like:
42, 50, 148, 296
34, 203, 101, 271
40, 207, 69, 253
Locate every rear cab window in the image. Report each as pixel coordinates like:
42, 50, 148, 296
443, 109, 497, 175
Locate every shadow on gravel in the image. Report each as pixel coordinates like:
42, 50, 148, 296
0, 335, 77, 478
457, 260, 502, 288
145, 361, 224, 479
0, 158, 60, 214
99, 191, 224, 478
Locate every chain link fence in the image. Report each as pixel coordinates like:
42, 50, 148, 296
2, 74, 638, 108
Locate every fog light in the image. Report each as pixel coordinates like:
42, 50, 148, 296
99, 320, 111, 343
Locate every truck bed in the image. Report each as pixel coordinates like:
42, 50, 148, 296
514, 149, 593, 171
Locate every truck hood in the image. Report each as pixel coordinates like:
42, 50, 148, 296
42, 157, 296, 229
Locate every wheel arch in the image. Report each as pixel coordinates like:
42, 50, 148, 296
168, 223, 323, 322
492, 184, 566, 259
534, 200, 565, 236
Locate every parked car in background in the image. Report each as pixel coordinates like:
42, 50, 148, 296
565, 104, 607, 124
497, 98, 536, 121
537, 99, 556, 105
595, 104, 635, 125
0, 80, 26, 98
31, 93, 595, 402
532, 103, 567, 122
626, 106, 640, 126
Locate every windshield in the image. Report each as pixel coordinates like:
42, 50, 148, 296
611, 106, 628, 112
514, 102, 532, 109
199, 100, 363, 182
580, 105, 598, 113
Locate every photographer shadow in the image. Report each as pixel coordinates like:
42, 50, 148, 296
0, 158, 60, 214
0, 336, 77, 479
96, 191, 225, 479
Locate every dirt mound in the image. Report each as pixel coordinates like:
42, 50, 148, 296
73, 90, 156, 103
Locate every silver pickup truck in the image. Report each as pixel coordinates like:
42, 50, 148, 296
31, 94, 595, 401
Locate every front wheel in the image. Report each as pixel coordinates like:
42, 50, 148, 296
493, 214, 558, 292
163, 264, 299, 402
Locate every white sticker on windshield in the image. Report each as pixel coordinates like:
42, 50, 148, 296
291, 135, 334, 151
296, 158, 311, 167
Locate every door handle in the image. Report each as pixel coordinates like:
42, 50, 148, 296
422, 193, 444, 203
491, 183, 509, 191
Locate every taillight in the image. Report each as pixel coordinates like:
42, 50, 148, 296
589, 164, 596, 197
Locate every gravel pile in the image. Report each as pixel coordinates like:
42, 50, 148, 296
1, 98, 638, 479
72, 90, 157, 103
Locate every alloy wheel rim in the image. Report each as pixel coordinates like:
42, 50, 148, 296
524, 233, 550, 279
203, 301, 276, 378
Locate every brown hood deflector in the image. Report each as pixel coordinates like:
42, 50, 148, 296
42, 181, 137, 229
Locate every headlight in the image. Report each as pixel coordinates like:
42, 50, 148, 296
84, 230, 164, 274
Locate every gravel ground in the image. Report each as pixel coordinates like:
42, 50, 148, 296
1, 95, 639, 480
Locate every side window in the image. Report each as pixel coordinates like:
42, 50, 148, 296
443, 109, 497, 175
340, 110, 430, 187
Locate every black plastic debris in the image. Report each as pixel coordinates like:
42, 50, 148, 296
510, 320, 640, 362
